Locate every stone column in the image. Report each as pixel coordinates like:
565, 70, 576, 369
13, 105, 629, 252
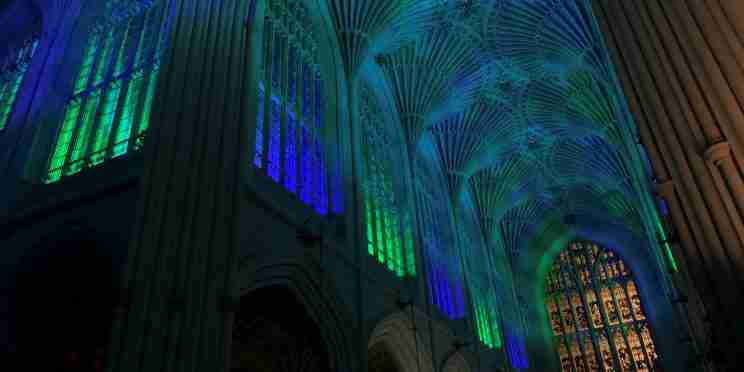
592, 0, 744, 368
105, 1, 255, 371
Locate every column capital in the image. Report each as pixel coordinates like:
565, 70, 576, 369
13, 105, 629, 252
655, 179, 675, 198
704, 141, 731, 166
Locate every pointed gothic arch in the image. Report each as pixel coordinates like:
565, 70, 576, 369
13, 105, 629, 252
231, 285, 332, 372
544, 240, 661, 372
367, 310, 435, 372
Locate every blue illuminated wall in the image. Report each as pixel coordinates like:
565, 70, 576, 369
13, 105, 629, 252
252, 0, 342, 216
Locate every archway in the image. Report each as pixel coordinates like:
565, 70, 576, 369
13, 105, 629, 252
367, 310, 435, 372
12, 235, 119, 371
230, 285, 331, 372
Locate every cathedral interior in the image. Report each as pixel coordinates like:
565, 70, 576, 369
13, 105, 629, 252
1, 0, 743, 371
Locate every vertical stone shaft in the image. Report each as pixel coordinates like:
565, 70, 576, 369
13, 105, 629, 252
106, 1, 250, 371
593, 0, 744, 368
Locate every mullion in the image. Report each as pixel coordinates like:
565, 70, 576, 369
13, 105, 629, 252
624, 283, 652, 370
632, 323, 653, 371
591, 251, 624, 371
113, 8, 152, 156
84, 23, 129, 167
105, 15, 143, 159
563, 259, 591, 371
567, 252, 600, 371
580, 245, 606, 372
131, 5, 167, 144
61, 30, 111, 175
608, 280, 641, 371
552, 291, 573, 372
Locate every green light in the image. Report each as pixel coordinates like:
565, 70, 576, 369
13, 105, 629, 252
47, 102, 81, 182
74, 34, 100, 95
112, 74, 144, 157
656, 220, 678, 272
93, 31, 116, 86
474, 301, 502, 349
114, 19, 134, 76
0, 73, 23, 130
90, 84, 122, 165
135, 68, 160, 141
66, 94, 101, 175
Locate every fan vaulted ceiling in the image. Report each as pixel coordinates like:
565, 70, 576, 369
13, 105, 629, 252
326, 0, 668, 317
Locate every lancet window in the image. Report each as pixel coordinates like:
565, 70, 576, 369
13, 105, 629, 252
46, 1, 173, 183
0, 36, 39, 131
545, 241, 661, 372
252, 0, 342, 215
359, 85, 416, 277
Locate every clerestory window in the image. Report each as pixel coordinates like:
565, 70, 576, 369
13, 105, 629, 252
252, 0, 343, 216
45, 1, 172, 183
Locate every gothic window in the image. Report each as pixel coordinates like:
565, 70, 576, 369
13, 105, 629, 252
358, 84, 416, 277
545, 241, 661, 372
252, 0, 343, 216
0, 36, 38, 131
45, 1, 173, 183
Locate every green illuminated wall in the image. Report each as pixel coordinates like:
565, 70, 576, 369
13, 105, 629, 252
46, 1, 169, 183
474, 298, 503, 349
360, 85, 416, 277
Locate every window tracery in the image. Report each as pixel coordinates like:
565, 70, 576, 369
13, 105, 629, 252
545, 241, 661, 372
46, 0, 173, 183
359, 84, 416, 277
252, 0, 342, 216
0, 36, 38, 131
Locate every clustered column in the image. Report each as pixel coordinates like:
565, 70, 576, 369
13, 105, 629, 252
593, 0, 744, 368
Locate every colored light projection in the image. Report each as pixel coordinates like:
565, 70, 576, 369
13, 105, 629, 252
416, 171, 465, 317
46, 0, 173, 183
474, 296, 502, 348
322, 0, 677, 350
359, 84, 416, 277
507, 328, 529, 369
252, 0, 342, 216
545, 241, 660, 372
0, 36, 38, 131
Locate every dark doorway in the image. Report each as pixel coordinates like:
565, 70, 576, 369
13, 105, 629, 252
231, 285, 331, 372
12, 236, 118, 371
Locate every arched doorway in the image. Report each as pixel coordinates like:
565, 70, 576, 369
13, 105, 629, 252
12, 235, 118, 371
544, 241, 661, 371
230, 285, 331, 372
367, 310, 435, 372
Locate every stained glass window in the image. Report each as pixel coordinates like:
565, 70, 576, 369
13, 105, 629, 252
45, 0, 172, 183
545, 241, 661, 371
0, 36, 39, 131
252, 0, 343, 216
359, 85, 416, 277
